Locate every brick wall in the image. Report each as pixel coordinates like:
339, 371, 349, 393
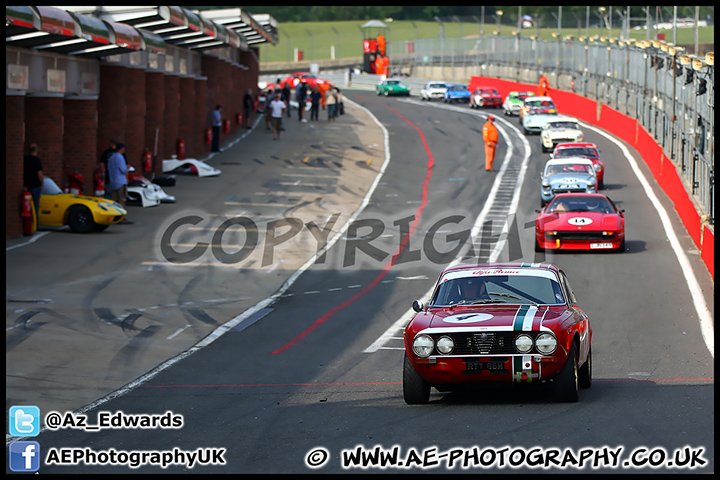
6, 94, 25, 238
194, 78, 208, 156
25, 95, 64, 187
63, 98, 98, 195
178, 76, 195, 158
145, 71, 165, 174
162, 75, 180, 161
124, 68, 146, 171
98, 65, 127, 162
6, 48, 261, 239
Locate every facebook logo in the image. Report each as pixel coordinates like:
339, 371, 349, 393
9, 405, 40, 437
9, 441, 41, 472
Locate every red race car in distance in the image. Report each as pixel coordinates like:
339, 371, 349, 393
535, 193, 625, 253
552, 142, 606, 189
470, 86, 502, 109
278, 71, 327, 89
403, 263, 592, 404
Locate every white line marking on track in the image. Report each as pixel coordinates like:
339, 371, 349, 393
364, 105, 533, 353
67, 96, 394, 414
579, 121, 714, 358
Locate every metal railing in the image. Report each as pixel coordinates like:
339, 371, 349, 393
387, 35, 714, 225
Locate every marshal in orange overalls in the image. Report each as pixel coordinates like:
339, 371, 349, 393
482, 116, 499, 171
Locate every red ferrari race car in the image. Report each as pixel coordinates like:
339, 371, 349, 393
469, 86, 502, 109
535, 193, 625, 252
278, 71, 327, 89
552, 142, 606, 189
403, 263, 592, 404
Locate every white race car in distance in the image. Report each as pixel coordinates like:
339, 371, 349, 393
420, 81, 448, 101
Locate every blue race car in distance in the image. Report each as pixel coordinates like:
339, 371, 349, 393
443, 84, 470, 104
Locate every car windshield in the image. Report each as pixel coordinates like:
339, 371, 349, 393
430, 274, 565, 306
450, 85, 466, 91
429, 83, 445, 88
301, 74, 316, 79
527, 100, 554, 107
545, 163, 593, 176
554, 147, 598, 159
546, 121, 579, 129
516, 93, 532, 99
547, 196, 614, 214
386, 80, 400, 85
41, 177, 64, 195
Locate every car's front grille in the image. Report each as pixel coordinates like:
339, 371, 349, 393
552, 188, 587, 195
433, 332, 520, 356
546, 231, 616, 240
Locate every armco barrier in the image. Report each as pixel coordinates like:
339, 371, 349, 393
470, 76, 714, 279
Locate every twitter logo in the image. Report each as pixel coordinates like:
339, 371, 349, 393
9, 406, 40, 437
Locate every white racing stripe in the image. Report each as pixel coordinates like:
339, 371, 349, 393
579, 121, 714, 358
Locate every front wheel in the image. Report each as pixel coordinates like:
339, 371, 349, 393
534, 236, 544, 253
579, 346, 592, 389
553, 343, 579, 402
403, 355, 430, 404
616, 238, 626, 253
67, 205, 95, 233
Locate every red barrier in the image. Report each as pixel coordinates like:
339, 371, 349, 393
701, 225, 714, 278
470, 76, 714, 278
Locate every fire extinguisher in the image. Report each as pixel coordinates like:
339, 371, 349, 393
223, 119, 231, 134
143, 148, 153, 171
95, 163, 106, 196
21, 188, 35, 235
236, 112, 242, 126
65, 171, 83, 195
204, 127, 212, 145
176, 138, 185, 159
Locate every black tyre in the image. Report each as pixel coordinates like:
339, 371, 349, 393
403, 355, 430, 405
616, 238, 626, 253
534, 237, 544, 253
579, 346, 592, 389
553, 342, 579, 402
67, 205, 95, 233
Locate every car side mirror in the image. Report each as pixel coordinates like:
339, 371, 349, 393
412, 300, 424, 313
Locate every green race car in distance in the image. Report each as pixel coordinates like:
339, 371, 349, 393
503, 91, 535, 115
376, 78, 411, 96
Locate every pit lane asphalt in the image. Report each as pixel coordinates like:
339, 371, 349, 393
6, 99, 387, 416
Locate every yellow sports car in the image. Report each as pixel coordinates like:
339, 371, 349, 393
34, 178, 127, 233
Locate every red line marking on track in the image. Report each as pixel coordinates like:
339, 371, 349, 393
270, 100, 435, 355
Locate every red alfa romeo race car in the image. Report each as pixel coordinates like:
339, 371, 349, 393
535, 193, 625, 252
403, 263, 592, 404
552, 142, 606, 189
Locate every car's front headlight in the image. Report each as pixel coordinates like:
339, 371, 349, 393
436, 336, 454, 355
593, 164, 602, 173
412, 334, 434, 357
542, 181, 550, 188
515, 334, 533, 353
535, 333, 558, 354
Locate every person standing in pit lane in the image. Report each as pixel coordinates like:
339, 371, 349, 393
482, 115, 499, 172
